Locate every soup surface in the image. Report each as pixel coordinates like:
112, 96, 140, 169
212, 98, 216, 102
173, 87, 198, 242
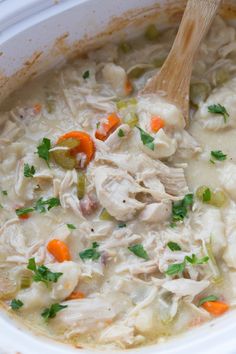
1, 16, 236, 350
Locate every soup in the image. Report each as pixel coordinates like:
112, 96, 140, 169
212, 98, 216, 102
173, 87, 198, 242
0, 15, 236, 350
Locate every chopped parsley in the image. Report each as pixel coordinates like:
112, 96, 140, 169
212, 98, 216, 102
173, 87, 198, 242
27, 258, 63, 286
211, 150, 227, 161
1, 190, 7, 196
118, 129, 125, 137
15, 207, 34, 216
24, 163, 36, 178
34, 197, 60, 213
165, 262, 185, 276
41, 303, 67, 320
208, 104, 229, 123
82, 70, 90, 79
16, 197, 60, 217
185, 254, 209, 265
198, 295, 218, 306
67, 223, 76, 230
202, 187, 211, 202
171, 194, 194, 223
79, 242, 101, 261
36, 138, 51, 167
165, 253, 209, 276
128, 243, 149, 260
10, 299, 23, 310
118, 223, 126, 228
167, 241, 181, 251
136, 126, 155, 151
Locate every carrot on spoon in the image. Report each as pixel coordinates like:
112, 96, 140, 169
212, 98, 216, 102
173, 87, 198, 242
95, 113, 121, 141
47, 239, 71, 262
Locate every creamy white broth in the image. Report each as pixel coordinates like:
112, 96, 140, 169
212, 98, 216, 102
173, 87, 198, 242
0, 16, 236, 350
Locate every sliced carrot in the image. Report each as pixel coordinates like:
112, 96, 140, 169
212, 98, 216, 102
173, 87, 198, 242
125, 80, 133, 95
95, 113, 121, 141
57, 131, 95, 166
202, 301, 229, 316
33, 103, 42, 114
47, 239, 71, 262
67, 291, 85, 300
150, 116, 165, 133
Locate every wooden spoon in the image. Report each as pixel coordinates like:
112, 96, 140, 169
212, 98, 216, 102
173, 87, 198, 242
141, 0, 221, 123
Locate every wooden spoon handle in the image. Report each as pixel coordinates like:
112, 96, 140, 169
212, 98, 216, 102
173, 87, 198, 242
142, 0, 221, 119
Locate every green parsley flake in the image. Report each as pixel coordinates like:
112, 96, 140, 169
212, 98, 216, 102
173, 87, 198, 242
185, 254, 209, 265
171, 194, 194, 223
165, 262, 185, 276
41, 303, 67, 320
208, 104, 229, 123
202, 187, 211, 202
118, 129, 125, 137
136, 126, 155, 151
167, 241, 181, 251
1, 190, 7, 196
16, 197, 60, 217
79, 242, 101, 261
36, 138, 51, 167
27, 258, 63, 286
83, 70, 90, 79
34, 197, 60, 213
15, 207, 34, 216
128, 244, 149, 260
118, 223, 126, 228
198, 295, 218, 306
67, 223, 76, 230
165, 254, 209, 276
24, 163, 36, 178
10, 299, 23, 310
211, 150, 227, 161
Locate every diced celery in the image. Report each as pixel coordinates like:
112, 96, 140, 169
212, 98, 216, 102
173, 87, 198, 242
145, 24, 159, 41
210, 190, 228, 207
124, 112, 139, 128
196, 186, 228, 208
77, 172, 86, 200
190, 83, 209, 106
20, 273, 32, 289
51, 138, 79, 170
99, 208, 114, 221
119, 42, 132, 53
116, 98, 137, 110
196, 185, 211, 202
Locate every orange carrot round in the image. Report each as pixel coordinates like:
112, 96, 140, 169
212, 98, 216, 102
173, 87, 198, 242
202, 301, 229, 316
95, 113, 121, 141
18, 213, 30, 220
33, 103, 42, 114
67, 291, 85, 300
47, 239, 71, 262
150, 116, 165, 133
57, 131, 95, 166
